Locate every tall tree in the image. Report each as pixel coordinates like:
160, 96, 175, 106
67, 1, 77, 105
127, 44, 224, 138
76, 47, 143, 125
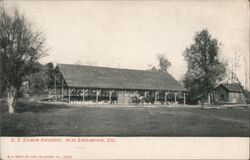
229, 51, 241, 84
183, 29, 226, 104
148, 54, 171, 72
24, 62, 54, 95
243, 55, 250, 90
157, 54, 171, 72
0, 7, 48, 113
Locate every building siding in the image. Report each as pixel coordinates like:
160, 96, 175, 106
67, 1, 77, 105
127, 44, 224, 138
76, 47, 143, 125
214, 85, 246, 104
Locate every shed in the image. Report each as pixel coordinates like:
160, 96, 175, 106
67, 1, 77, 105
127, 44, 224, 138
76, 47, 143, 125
214, 83, 246, 104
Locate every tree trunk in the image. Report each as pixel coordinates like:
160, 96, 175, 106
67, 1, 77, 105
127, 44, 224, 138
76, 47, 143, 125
7, 86, 16, 114
207, 93, 210, 105
210, 92, 215, 105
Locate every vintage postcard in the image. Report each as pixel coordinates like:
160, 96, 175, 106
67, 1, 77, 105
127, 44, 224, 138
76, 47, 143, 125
0, 0, 249, 159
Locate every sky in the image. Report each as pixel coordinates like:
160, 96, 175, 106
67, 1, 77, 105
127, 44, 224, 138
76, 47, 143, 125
2, 0, 250, 89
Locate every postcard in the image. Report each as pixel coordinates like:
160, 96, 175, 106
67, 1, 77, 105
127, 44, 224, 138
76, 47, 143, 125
0, 0, 249, 159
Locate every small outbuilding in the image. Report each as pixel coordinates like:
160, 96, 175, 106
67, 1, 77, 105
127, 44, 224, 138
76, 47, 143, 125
213, 83, 246, 104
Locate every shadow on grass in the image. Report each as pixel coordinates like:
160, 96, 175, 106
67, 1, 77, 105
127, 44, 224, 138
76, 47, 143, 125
0, 98, 70, 113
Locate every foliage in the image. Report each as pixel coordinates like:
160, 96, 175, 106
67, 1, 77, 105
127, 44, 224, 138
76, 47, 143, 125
183, 29, 227, 104
149, 54, 171, 72
24, 62, 54, 95
157, 54, 171, 72
0, 7, 48, 97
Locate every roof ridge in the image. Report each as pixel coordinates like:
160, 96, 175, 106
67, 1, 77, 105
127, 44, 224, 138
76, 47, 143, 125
57, 63, 172, 75
222, 83, 242, 86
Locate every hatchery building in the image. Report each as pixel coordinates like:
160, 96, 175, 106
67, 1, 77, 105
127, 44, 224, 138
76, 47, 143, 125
52, 63, 187, 105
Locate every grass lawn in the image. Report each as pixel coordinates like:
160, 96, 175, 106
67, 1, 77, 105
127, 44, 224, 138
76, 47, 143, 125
0, 100, 249, 137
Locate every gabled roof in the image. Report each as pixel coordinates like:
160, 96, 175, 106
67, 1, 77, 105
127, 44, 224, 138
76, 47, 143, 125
217, 83, 244, 92
56, 63, 186, 91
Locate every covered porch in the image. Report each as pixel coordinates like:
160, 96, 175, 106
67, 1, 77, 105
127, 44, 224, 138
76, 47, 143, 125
50, 63, 187, 105
52, 75, 186, 105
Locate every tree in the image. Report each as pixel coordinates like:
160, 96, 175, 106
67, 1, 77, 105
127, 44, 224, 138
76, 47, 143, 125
157, 54, 171, 72
243, 55, 250, 90
24, 62, 54, 95
147, 65, 157, 71
0, 7, 48, 113
44, 62, 55, 88
148, 54, 171, 72
221, 52, 243, 86
183, 29, 226, 104
228, 51, 241, 84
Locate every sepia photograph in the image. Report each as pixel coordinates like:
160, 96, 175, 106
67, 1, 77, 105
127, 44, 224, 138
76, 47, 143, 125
0, 0, 249, 159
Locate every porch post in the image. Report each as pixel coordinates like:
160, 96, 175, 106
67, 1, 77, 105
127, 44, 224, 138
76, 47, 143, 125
61, 76, 64, 102
54, 75, 57, 96
208, 93, 211, 104
123, 91, 125, 104
165, 91, 168, 104
128, 91, 131, 104
96, 89, 98, 103
155, 91, 159, 103
109, 90, 114, 104
155, 92, 156, 102
174, 92, 177, 103
68, 88, 71, 103
82, 89, 85, 102
96, 89, 101, 103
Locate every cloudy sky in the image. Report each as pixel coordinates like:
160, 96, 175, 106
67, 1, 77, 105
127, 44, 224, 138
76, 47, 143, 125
2, 0, 249, 88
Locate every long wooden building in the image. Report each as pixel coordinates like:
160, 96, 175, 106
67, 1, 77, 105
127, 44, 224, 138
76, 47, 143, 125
53, 63, 187, 105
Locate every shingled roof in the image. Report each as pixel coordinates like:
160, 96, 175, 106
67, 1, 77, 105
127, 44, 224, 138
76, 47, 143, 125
56, 63, 186, 91
218, 83, 244, 92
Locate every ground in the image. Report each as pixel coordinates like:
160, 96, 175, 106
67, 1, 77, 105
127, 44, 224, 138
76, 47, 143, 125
0, 100, 249, 137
